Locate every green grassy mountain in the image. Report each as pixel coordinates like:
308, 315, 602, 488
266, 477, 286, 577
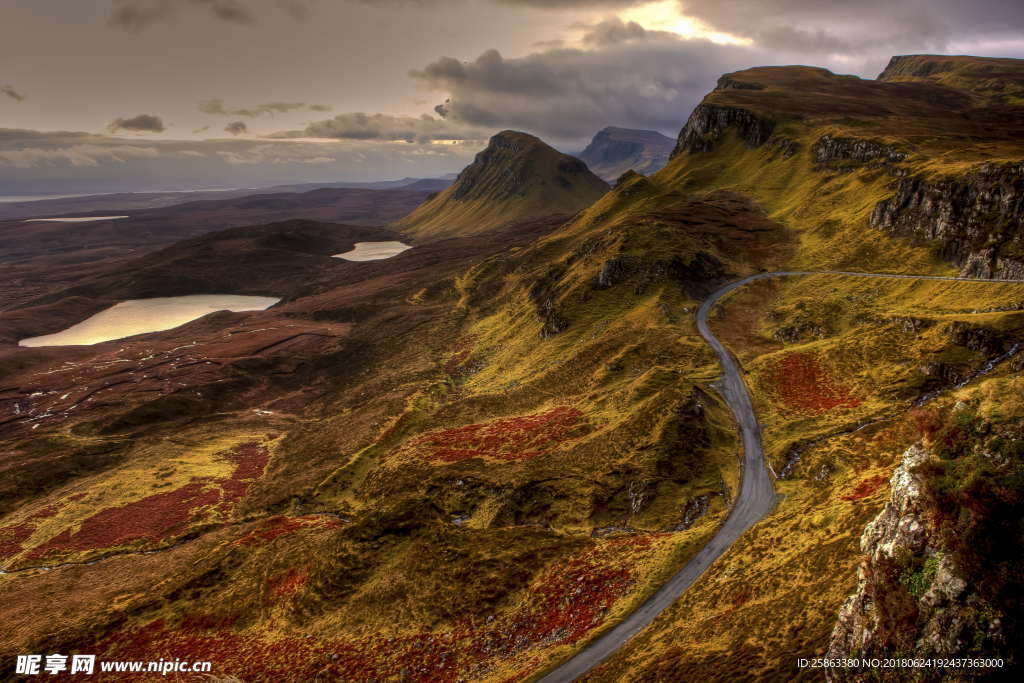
395, 130, 609, 239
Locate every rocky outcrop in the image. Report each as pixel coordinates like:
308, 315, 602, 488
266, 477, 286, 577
715, 75, 764, 91
528, 265, 570, 338
768, 137, 800, 159
827, 444, 1007, 675
812, 134, 907, 166
945, 321, 1015, 357
671, 104, 775, 157
591, 251, 728, 299
870, 162, 1024, 279
672, 494, 712, 531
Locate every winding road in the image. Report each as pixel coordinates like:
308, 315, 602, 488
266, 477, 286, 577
538, 270, 1024, 683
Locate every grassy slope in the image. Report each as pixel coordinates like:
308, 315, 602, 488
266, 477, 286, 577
0, 173, 789, 681
3, 56, 1024, 683
396, 131, 609, 239
579, 57, 1024, 681
585, 274, 1024, 681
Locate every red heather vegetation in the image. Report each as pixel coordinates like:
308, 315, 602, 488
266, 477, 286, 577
407, 406, 586, 463
95, 536, 656, 682
26, 482, 222, 559
268, 568, 309, 599
25, 442, 269, 559
0, 504, 60, 560
840, 474, 889, 501
233, 515, 343, 547
768, 352, 861, 415
444, 335, 478, 373
217, 441, 270, 511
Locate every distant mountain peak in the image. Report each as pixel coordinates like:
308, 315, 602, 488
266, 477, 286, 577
577, 127, 675, 181
396, 130, 608, 238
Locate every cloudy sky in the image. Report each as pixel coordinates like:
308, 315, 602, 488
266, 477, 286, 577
2, 0, 1022, 194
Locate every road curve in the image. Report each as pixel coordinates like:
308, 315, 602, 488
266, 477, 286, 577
537, 270, 1024, 683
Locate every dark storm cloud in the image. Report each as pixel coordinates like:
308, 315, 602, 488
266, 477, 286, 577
411, 37, 766, 141
676, 0, 1024, 54
276, 111, 485, 143
108, 0, 314, 31
1, 85, 26, 102
107, 114, 167, 133
109, 0, 253, 31
224, 121, 248, 135
199, 99, 333, 118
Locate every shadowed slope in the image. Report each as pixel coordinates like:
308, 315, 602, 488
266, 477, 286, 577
395, 131, 609, 239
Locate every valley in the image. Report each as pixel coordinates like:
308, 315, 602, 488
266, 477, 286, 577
1, 52, 1023, 683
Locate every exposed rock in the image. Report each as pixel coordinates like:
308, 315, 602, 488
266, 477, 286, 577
715, 75, 764, 91
594, 256, 631, 289
671, 104, 775, 157
945, 321, 1013, 357
768, 137, 801, 159
772, 322, 829, 344
870, 162, 1024, 279
591, 251, 728, 299
672, 494, 711, 531
528, 265, 570, 338
811, 134, 907, 166
827, 444, 1008, 677
891, 316, 935, 334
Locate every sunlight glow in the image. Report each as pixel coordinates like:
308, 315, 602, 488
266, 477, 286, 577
619, 0, 753, 46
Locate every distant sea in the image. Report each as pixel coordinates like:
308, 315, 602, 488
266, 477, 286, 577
0, 194, 95, 203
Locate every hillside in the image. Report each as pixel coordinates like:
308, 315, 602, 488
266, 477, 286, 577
0, 186, 435, 313
659, 55, 1024, 279
394, 130, 609, 239
567, 54, 1024, 680
577, 127, 675, 181
1, 54, 1023, 683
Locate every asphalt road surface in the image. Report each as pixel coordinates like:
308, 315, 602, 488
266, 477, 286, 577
537, 270, 1024, 682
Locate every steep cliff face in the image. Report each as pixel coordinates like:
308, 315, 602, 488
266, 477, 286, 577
870, 162, 1024, 279
671, 103, 775, 157
658, 57, 1024, 277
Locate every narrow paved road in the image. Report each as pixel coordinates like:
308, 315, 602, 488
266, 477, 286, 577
537, 270, 1024, 682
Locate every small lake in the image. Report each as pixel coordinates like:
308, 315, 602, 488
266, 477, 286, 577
19, 295, 280, 347
333, 241, 411, 261
24, 216, 130, 223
